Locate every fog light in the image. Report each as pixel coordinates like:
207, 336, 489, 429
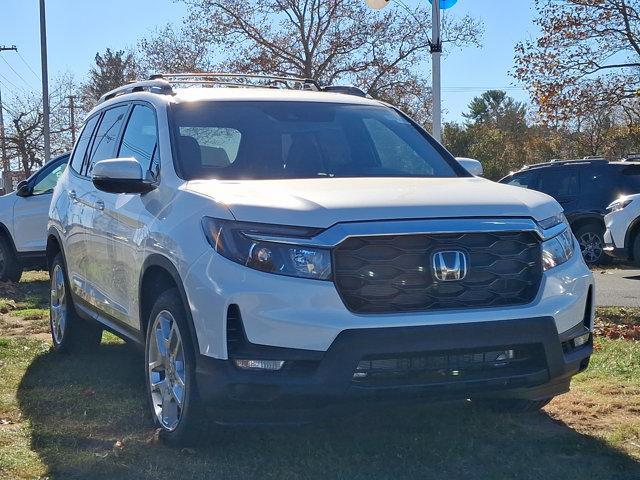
234, 359, 285, 371
573, 333, 590, 348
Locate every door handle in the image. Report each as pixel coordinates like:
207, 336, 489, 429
68, 190, 77, 202
95, 200, 105, 211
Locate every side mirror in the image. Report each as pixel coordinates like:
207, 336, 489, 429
456, 157, 484, 177
16, 181, 32, 197
92, 158, 156, 194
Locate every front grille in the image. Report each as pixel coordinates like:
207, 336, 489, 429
352, 345, 546, 387
333, 232, 542, 313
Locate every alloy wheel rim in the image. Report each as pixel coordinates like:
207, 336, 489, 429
579, 232, 603, 263
50, 264, 67, 344
148, 310, 186, 431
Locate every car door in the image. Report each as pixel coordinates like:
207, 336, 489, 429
12, 155, 67, 252
537, 167, 580, 213
82, 104, 130, 315
63, 114, 101, 305
97, 103, 160, 330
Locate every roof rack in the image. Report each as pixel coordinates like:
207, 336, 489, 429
97, 73, 368, 104
150, 72, 321, 91
98, 79, 173, 104
523, 158, 609, 169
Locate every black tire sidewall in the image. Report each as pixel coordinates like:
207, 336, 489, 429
50, 254, 72, 352
49, 253, 101, 353
144, 288, 198, 444
0, 237, 22, 282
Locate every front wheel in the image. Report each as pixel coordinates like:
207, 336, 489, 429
473, 397, 552, 413
49, 253, 102, 353
145, 288, 200, 445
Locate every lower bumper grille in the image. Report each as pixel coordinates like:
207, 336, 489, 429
352, 345, 546, 387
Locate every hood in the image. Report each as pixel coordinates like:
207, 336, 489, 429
186, 177, 562, 228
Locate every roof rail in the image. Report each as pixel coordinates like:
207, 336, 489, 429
524, 158, 610, 169
98, 79, 174, 104
151, 72, 321, 91
98, 73, 369, 103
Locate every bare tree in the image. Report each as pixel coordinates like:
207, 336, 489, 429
138, 0, 483, 124
4, 74, 82, 176
514, 0, 640, 122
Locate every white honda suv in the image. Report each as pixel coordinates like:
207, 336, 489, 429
48, 74, 594, 443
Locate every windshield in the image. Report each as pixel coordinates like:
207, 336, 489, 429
171, 101, 461, 180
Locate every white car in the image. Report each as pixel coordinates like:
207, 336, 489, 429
0, 153, 68, 281
47, 74, 594, 443
604, 193, 640, 264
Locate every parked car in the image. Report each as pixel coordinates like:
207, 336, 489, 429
0, 153, 69, 281
48, 74, 594, 443
603, 193, 640, 264
499, 159, 640, 264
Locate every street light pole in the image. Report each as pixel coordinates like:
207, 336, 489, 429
431, 0, 442, 143
39, 0, 51, 163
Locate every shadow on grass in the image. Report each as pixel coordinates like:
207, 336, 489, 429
17, 343, 640, 480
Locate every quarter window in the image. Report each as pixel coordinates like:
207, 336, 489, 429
118, 105, 159, 173
86, 105, 129, 175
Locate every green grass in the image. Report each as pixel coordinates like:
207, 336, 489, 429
0, 272, 638, 479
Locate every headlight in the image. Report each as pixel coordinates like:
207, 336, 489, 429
542, 228, 575, 271
201, 217, 332, 280
606, 197, 632, 213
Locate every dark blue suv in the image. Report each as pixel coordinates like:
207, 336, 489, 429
500, 158, 640, 264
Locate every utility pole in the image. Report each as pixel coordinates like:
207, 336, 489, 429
39, 0, 51, 163
430, 0, 442, 143
67, 95, 77, 144
0, 45, 18, 180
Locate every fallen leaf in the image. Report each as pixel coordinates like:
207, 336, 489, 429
146, 428, 161, 445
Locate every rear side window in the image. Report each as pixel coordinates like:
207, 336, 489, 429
69, 115, 100, 173
86, 105, 129, 175
538, 168, 579, 196
118, 105, 159, 173
622, 165, 640, 192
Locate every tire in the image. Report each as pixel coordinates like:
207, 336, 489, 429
0, 236, 23, 282
632, 234, 640, 267
575, 224, 607, 265
473, 397, 552, 413
49, 253, 102, 353
144, 288, 200, 445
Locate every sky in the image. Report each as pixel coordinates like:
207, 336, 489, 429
0, 0, 539, 123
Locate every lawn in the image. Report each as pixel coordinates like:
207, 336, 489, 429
0, 272, 639, 479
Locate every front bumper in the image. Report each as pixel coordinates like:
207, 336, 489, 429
195, 316, 592, 406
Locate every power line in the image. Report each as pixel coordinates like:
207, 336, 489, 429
16, 51, 40, 81
0, 55, 35, 89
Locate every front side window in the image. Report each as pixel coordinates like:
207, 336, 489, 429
506, 171, 538, 189
171, 101, 460, 180
69, 115, 100, 173
32, 159, 67, 195
86, 105, 129, 175
118, 105, 159, 173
